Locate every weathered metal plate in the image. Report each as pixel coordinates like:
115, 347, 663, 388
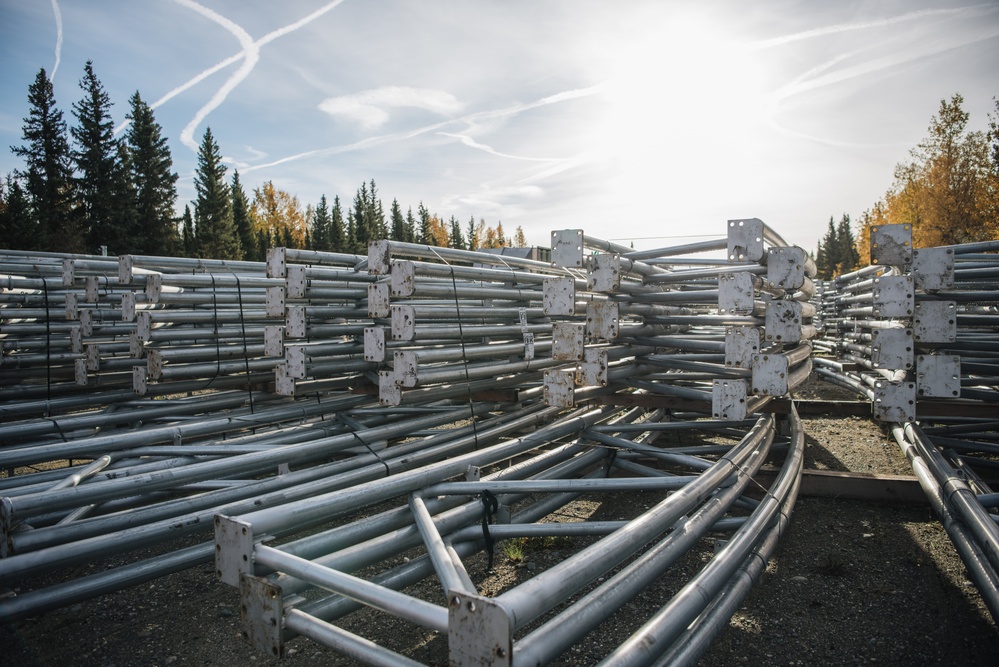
870, 224, 912, 266
551, 229, 585, 268
727, 218, 764, 262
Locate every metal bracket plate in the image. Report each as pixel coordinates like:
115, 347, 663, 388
285, 306, 306, 338
588, 253, 621, 292
363, 327, 386, 362
286, 265, 307, 299
764, 300, 803, 344
543, 368, 575, 407
552, 322, 585, 361
718, 272, 756, 315
550, 229, 585, 268
911, 246, 955, 291
752, 353, 790, 397
367, 240, 391, 275
725, 327, 761, 369
916, 354, 961, 398
543, 276, 575, 316
727, 218, 764, 262
266, 286, 286, 318
448, 593, 512, 667
390, 260, 416, 297
577, 347, 608, 387
870, 224, 912, 266
586, 301, 620, 340
391, 305, 415, 341
872, 276, 914, 318
240, 574, 284, 659
766, 246, 806, 290
394, 350, 418, 388
215, 515, 256, 587
870, 328, 914, 371
712, 379, 748, 420
379, 369, 402, 406
913, 301, 956, 343
873, 381, 916, 423
368, 283, 391, 318
264, 325, 284, 357
266, 247, 287, 279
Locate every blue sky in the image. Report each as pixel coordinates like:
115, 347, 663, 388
1, 1, 997, 252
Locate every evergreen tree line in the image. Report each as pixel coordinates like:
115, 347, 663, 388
0, 64, 528, 260
814, 215, 860, 280
814, 94, 999, 278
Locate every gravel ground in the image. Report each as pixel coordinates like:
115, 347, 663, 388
3, 377, 998, 666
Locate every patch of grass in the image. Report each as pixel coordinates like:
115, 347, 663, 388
502, 538, 527, 563
501, 535, 575, 563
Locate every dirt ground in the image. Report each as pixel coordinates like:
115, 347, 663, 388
3, 377, 998, 666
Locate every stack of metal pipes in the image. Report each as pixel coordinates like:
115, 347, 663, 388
212, 220, 816, 665
812, 223, 999, 622
358, 240, 578, 407
0, 248, 411, 618
1, 249, 129, 394
542, 219, 817, 423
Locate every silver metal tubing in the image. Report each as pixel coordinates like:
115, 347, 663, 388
6, 404, 529, 559
408, 493, 475, 596
891, 424, 999, 622
226, 406, 610, 537
623, 238, 729, 262
597, 408, 802, 667
283, 609, 427, 667
373, 240, 559, 273
513, 414, 787, 665
903, 422, 999, 576
254, 543, 449, 632
494, 415, 775, 631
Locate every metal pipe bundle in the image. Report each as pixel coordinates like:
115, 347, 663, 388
3, 222, 817, 664
813, 225, 999, 624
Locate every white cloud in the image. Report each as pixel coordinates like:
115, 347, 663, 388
318, 86, 464, 130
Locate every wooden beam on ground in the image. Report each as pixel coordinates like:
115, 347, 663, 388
752, 467, 927, 504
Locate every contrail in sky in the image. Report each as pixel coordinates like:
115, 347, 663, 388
173, 0, 258, 152
437, 132, 561, 162
244, 82, 608, 173
750, 5, 995, 49
114, 1, 347, 138
49, 0, 62, 81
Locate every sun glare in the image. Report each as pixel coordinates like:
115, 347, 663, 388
588, 12, 773, 222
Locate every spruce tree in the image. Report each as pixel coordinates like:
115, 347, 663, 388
351, 182, 372, 251
466, 215, 477, 250
192, 127, 240, 259
311, 194, 332, 252
346, 211, 358, 253
181, 204, 196, 256
389, 198, 405, 241
835, 214, 859, 275
330, 195, 345, 252
12, 68, 80, 252
111, 141, 138, 253
72, 61, 130, 254
815, 217, 837, 279
231, 170, 254, 260
368, 179, 387, 240
0, 175, 37, 250
449, 215, 464, 249
404, 206, 417, 243
417, 202, 431, 245
126, 91, 179, 255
